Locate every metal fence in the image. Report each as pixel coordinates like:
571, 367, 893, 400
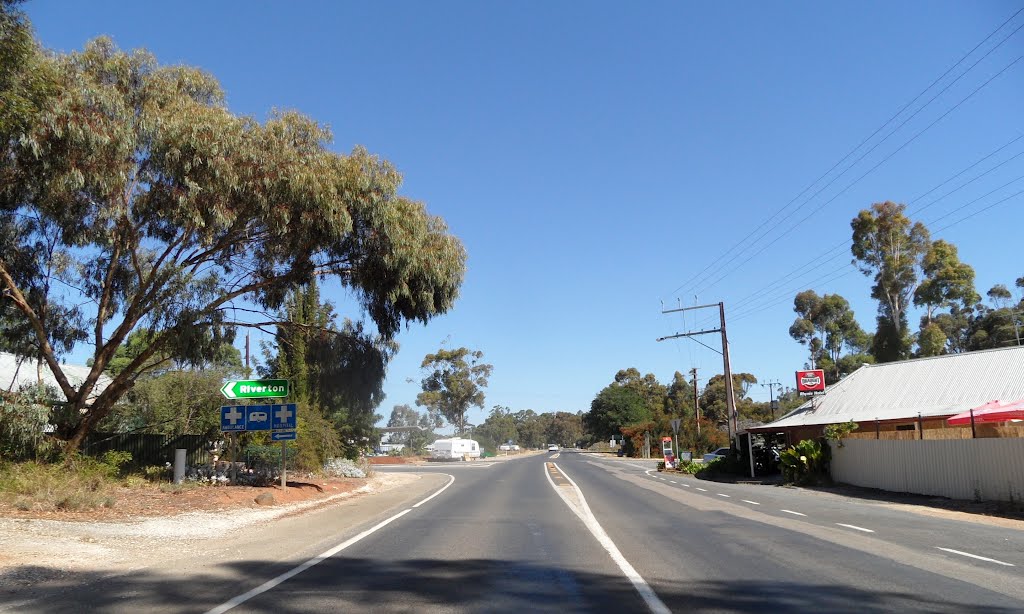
82, 432, 211, 468
831, 438, 1024, 503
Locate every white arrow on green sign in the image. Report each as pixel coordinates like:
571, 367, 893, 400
220, 379, 290, 399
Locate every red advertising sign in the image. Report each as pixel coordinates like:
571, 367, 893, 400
795, 369, 826, 393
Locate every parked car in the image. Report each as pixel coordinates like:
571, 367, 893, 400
702, 447, 730, 462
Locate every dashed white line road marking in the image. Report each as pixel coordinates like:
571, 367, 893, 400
669, 480, 678, 484
717, 493, 730, 498
681, 484, 691, 488
741, 500, 760, 505
836, 523, 874, 533
937, 548, 1015, 567
696, 487, 708, 492
781, 509, 806, 517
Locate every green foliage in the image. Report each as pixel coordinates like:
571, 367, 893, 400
823, 420, 859, 447
0, 36, 465, 453
0, 385, 57, 460
789, 290, 868, 382
584, 385, 650, 440
851, 202, 930, 362
260, 281, 392, 459
99, 367, 236, 436
779, 439, 828, 485
294, 403, 343, 472
698, 372, 757, 424
416, 347, 492, 434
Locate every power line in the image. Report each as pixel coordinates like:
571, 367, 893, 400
715, 133, 1024, 318
693, 53, 1024, 298
686, 21, 1024, 298
665, 7, 1024, 300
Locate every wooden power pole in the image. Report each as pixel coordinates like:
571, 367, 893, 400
690, 367, 700, 436
658, 302, 738, 449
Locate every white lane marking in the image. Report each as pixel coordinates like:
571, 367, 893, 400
836, 523, 874, 533
546, 463, 671, 614
696, 487, 708, 492
741, 500, 760, 505
781, 509, 806, 517
937, 547, 1015, 567
716, 493, 730, 498
413, 474, 455, 508
207, 474, 456, 613
669, 481, 678, 484
206, 508, 414, 613
681, 483, 691, 488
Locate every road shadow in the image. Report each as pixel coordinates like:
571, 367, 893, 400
2, 556, 1018, 613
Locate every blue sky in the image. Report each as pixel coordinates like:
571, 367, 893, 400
26, 1, 1024, 429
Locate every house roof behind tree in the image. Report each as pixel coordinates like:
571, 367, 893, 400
0, 352, 112, 401
749, 346, 1024, 431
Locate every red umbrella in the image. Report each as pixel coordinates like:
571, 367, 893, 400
946, 399, 1024, 425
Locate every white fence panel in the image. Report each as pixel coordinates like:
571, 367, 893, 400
831, 438, 1024, 503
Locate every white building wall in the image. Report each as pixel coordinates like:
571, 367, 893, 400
831, 438, 1024, 503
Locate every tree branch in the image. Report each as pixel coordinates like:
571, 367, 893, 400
0, 261, 76, 400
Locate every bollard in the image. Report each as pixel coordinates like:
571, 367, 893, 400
173, 448, 186, 484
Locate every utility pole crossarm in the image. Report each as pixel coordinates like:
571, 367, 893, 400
661, 302, 722, 314
656, 328, 722, 342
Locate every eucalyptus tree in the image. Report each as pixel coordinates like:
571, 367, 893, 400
415, 347, 492, 435
0, 38, 466, 453
851, 202, 930, 362
789, 290, 868, 380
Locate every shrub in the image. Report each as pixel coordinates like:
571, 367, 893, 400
779, 439, 829, 485
323, 457, 367, 478
824, 421, 859, 447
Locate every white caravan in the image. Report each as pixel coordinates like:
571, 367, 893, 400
431, 437, 481, 460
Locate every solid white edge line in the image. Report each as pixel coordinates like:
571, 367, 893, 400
545, 463, 671, 614
780, 509, 806, 517
413, 474, 455, 508
836, 523, 874, 533
741, 500, 760, 505
936, 547, 1015, 567
205, 508, 413, 614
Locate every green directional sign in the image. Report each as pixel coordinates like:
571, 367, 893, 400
220, 379, 290, 399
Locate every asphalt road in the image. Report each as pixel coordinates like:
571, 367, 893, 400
9, 452, 1024, 613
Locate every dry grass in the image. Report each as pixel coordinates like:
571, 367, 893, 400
0, 461, 120, 512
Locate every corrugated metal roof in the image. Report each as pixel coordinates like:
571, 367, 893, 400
0, 352, 112, 400
752, 346, 1024, 431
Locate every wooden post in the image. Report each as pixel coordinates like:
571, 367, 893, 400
970, 408, 976, 439
917, 413, 923, 440
280, 440, 287, 488
875, 418, 880, 439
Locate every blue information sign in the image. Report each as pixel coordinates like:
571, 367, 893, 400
245, 405, 272, 431
270, 403, 298, 430
220, 406, 247, 432
271, 430, 296, 441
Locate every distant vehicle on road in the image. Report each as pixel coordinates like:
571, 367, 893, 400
703, 447, 730, 462
547, 444, 559, 452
